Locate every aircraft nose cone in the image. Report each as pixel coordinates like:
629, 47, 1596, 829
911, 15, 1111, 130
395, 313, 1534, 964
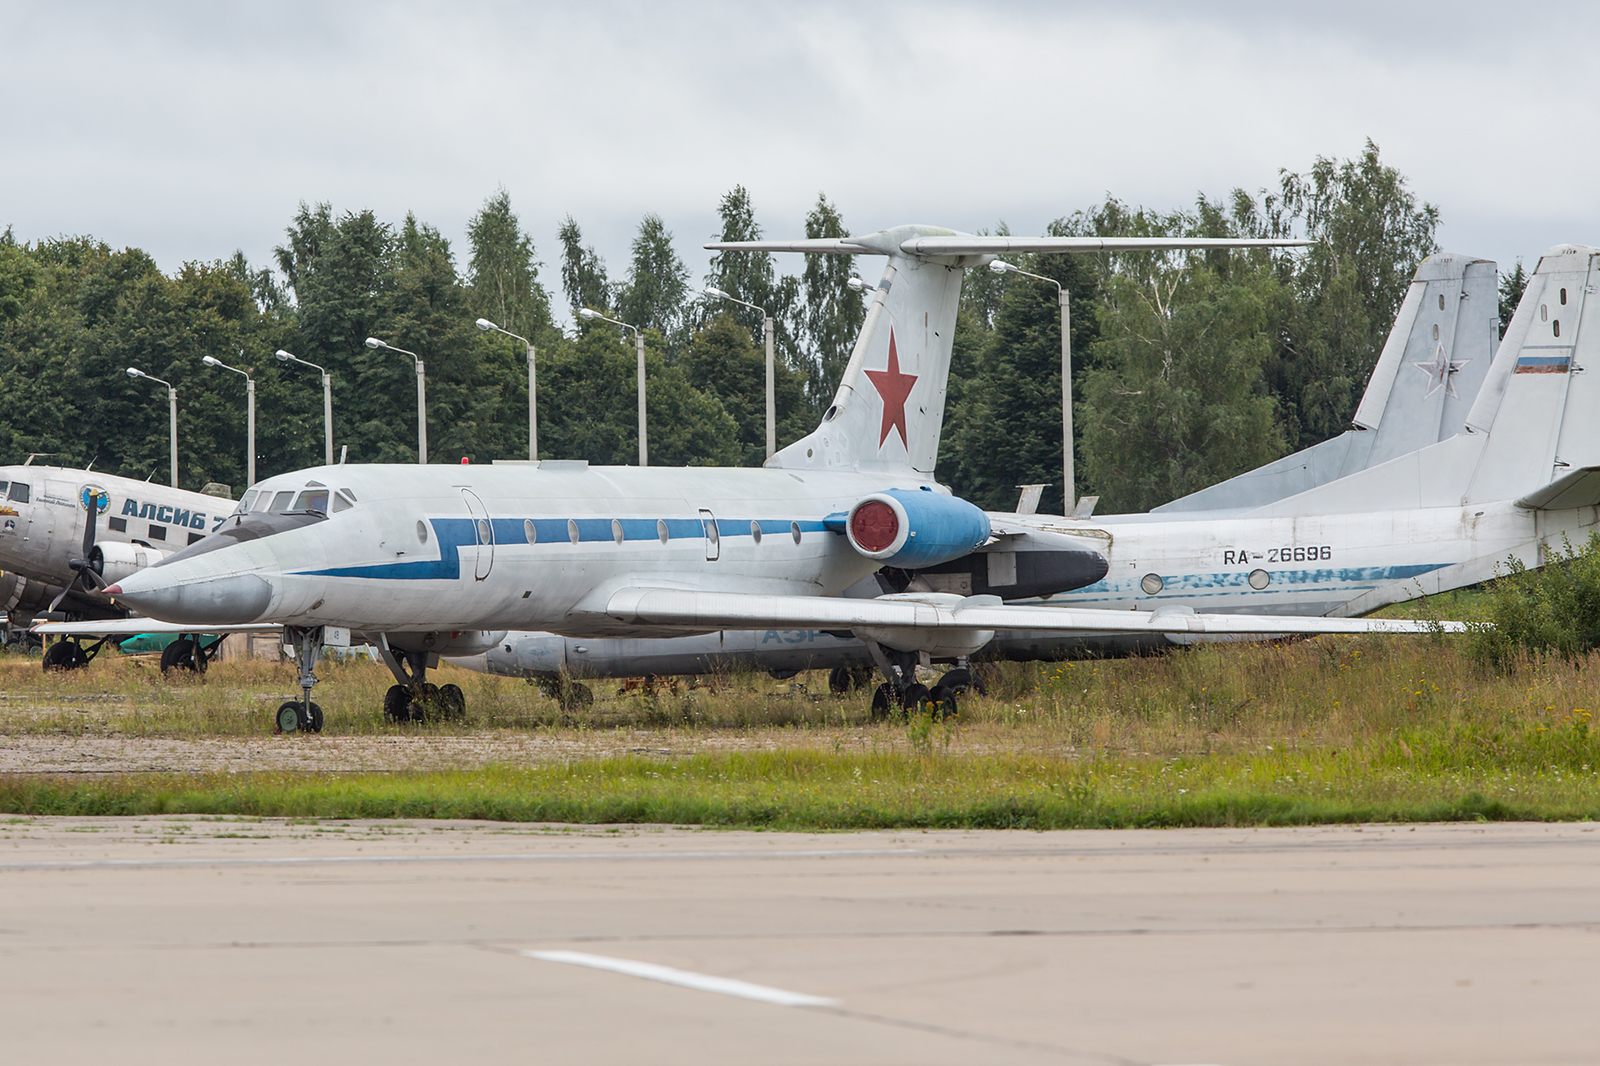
114, 573, 274, 626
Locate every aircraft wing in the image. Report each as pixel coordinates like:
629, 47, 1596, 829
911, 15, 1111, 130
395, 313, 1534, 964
601, 589, 1464, 636
33, 619, 276, 637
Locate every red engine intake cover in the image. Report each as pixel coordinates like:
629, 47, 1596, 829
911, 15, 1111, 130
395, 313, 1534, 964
850, 500, 899, 553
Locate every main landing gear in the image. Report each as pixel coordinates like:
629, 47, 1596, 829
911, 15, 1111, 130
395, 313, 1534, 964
858, 641, 982, 722
160, 635, 224, 675
276, 625, 325, 734
376, 636, 466, 724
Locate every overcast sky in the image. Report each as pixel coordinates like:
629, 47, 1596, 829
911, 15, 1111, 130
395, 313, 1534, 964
5, 1, 1597, 317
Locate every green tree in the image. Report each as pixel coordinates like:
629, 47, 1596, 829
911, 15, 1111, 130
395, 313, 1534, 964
614, 213, 690, 346
681, 313, 808, 466
1499, 258, 1528, 338
557, 216, 609, 319
798, 193, 864, 414
466, 187, 553, 345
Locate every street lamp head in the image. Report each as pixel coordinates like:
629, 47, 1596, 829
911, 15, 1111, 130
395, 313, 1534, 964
202, 355, 219, 367
989, 260, 1018, 275
846, 276, 869, 292
703, 286, 729, 300
475, 318, 496, 332
275, 349, 292, 362
364, 337, 385, 350
126, 367, 143, 379
577, 308, 600, 320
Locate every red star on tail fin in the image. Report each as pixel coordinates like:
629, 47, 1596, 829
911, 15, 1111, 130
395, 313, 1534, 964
864, 330, 917, 449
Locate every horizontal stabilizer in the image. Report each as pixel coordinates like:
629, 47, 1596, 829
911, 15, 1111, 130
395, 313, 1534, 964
600, 588, 1463, 636
707, 234, 1312, 257
1515, 467, 1600, 510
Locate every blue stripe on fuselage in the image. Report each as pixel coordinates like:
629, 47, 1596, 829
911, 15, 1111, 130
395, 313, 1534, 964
297, 515, 836, 580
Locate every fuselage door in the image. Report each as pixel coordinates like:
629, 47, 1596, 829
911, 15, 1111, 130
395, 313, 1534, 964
460, 489, 494, 580
699, 508, 719, 561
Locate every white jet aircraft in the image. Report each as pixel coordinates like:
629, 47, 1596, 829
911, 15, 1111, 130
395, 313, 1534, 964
64, 226, 1460, 733
0, 463, 232, 668
449, 250, 1506, 698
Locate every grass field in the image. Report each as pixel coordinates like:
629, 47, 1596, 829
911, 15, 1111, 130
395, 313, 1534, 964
1, 597, 1596, 827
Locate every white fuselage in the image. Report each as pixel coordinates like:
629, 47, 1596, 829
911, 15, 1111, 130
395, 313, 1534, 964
128, 462, 944, 635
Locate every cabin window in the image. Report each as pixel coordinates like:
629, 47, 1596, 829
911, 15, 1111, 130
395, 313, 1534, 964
1432, 323, 1439, 340
109, 517, 127, 533
293, 488, 329, 512
270, 491, 293, 511
1438, 293, 1445, 310
611, 519, 624, 544
187, 532, 204, 546
524, 519, 537, 544
791, 521, 802, 544
8, 482, 29, 504
657, 519, 669, 544
148, 524, 167, 541
1561, 288, 1568, 305
1541, 304, 1549, 322
567, 519, 579, 544
1140, 573, 1164, 595
339, 488, 357, 501
1554, 320, 1561, 338
477, 518, 492, 544
1249, 569, 1271, 590
416, 520, 429, 544
751, 521, 762, 544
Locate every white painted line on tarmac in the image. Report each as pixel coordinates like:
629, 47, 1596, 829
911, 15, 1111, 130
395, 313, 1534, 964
0, 847, 920, 872
525, 949, 839, 1007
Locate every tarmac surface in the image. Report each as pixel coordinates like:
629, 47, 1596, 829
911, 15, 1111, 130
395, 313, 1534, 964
1, 818, 1596, 1065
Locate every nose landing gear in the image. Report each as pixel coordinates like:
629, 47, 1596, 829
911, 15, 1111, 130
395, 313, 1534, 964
276, 625, 325, 734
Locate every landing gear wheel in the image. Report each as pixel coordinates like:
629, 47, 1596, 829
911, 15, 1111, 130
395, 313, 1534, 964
276, 701, 302, 733
901, 682, 932, 716
829, 666, 853, 695
437, 683, 466, 721
870, 683, 895, 721
383, 684, 411, 723
408, 682, 442, 722
160, 638, 201, 674
928, 684, 959, 719
303, 702, 324, 733
42, 641, 89, 672
939, 668, 972, 694
559, 680, 593, 713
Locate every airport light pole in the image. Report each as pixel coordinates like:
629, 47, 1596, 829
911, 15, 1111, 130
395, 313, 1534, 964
990, 260, 1074, 512
578, 308, 648, 467
127, 367, 179, 488
202, 354, 256, 487
365, 337, 427, 464
476, 318, 538, 461
703, 287, 776, 459
275, 349, 335, 467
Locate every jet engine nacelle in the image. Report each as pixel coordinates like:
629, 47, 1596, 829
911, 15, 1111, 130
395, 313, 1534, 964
90, 542, 171, 587
845, 488, 990, 569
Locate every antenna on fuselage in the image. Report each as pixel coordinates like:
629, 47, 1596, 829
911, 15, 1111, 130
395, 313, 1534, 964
23, 453, 57, 467
339, 445, 348, 465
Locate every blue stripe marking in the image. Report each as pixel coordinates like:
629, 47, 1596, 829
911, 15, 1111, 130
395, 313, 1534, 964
297, 514, 841, 580
1069, 563, 1447, 599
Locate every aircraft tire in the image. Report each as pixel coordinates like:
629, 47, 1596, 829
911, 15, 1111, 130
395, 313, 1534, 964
438, 683, 466, 721
409, 683, 442, 723
828, 667, 853, 695
303, 702, 324, 733
869, 683, 895, 721
901, 682, 932, 716
276, 701, 302, 733
160, 638, 200, 674
939, 668, 972, 694
42, 641, 88, 672
382, 685, 411, 723
558, 681, 593, 713
928, 684, 958, 720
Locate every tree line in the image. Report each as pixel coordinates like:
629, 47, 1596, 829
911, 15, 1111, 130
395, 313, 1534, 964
0, 141, 1448, 514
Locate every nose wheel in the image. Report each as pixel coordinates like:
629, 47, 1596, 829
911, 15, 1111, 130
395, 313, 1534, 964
275, 626, 326, 734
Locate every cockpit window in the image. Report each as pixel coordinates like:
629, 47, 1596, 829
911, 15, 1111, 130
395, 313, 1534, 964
0, 481, 8, 497
331, 489, 355, 513
237, 490, 259, 514
339, 488, 357, 501
8, 482, 29, 504
270, 490, 293, 511
251, 492, 273, 512
293, 488, 330, 513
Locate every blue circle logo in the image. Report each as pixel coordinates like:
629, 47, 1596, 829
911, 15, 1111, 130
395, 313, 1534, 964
80, 486, 110, 515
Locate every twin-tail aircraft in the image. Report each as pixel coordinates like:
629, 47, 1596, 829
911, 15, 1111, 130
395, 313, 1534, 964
54, 226, 1462, 733
444, 250, 1508, 699
0, 463, 231, 669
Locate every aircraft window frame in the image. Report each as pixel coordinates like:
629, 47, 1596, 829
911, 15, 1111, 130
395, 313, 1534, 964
1140, 573, 1164, 595
1541, 304, 1549, 322
751, 521, 762, 545
416, 520, 429, 544
331, 494, 352, 513
657, 519, 669, 544
791, 521, 802, 545
292, 488, 330, 513
1554, 319, 1561, 338
567, 519, 579, 544
238, 490, 259, 513
339, 488, 357, 501
1561, 288, 1568, 305
8, 482, 29, 504
148, 524, 167, 541
270, 490, 294, 511
611, 519, 624, 545
0, 481, 8, 497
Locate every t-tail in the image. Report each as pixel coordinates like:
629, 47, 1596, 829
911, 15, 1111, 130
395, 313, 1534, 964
706, 226, 1310, 479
